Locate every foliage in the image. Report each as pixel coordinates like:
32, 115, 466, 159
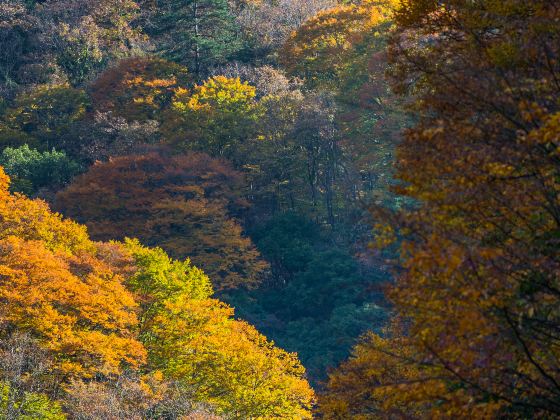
0, 166, 146, 378
0, 1, 50, 94
0, 84, 88, 150
167, 75, 263, 161
223, 212, 389, 382
122, 238, 315, 418
280, 1, 394, 89
50, 0, 144, 85
90, 57, 191, 122
0, 0, 143, 92
0, 167, 314, 418
319, 326, 426, 418
323, 0, 560, 417
66, 112, 160, 164
233, 0, 335, 62
0, 0, 433, 414
145, 0, 241, 78
0, 145, 81, 195
1, 382, 66, 420
55, 151, 268, 290
281, 0, 403, 208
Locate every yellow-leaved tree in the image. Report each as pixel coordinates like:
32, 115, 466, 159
122, 239, 315, 418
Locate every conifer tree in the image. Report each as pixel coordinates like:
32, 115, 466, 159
147, 0, 241, 78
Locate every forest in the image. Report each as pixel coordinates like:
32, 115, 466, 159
0, 0, 559, 418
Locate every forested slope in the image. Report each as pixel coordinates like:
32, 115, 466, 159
4, 0, 555, 418
0, 0, 399, 417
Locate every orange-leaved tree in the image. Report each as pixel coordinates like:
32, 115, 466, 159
89, 57, 191, 122
0, 166, 146, 379
0, 166, 313, 418
55, 151, 268, 290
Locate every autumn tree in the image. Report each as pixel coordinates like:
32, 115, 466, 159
281, 0, 402, 208
90, 57, 190, 122
0, 167, 313, 417
0, 166, 146, 380
0, 84, 88, 150
1, 382, 65, 420
66, 112, 161, 163
280, 1, 394, 89
323, 0, 560, 417
121, 239, 315, 418
159, 71, 236, 201
319, 324, 429, 418
165, 75, 263, 162
0, 1, 50, 96
234, 0, 335, 61
55, 151, 268, 290
0, 333, 66, 420
0, 0, 144, 92
44, 0, 144, 85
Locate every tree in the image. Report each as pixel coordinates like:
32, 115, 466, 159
223, 212, 389, 382
0, 333, 66, 420
65, 112, 160, 164
122, 239, 315, 418
0, 84, 88, 150
280, 0, 402, 208
145, 0, 241, 78
324, 0, 560, 417
0, 166, 146, 379
0, 1, 51, 96
280, 1, 394, 89
45, 0, 144, 86
0, 166, 313, 417
0, 145, 81, 195
0, 0, 144, 92
64, 372, 217, 419
55, 151, 268, 290
319, 326, 428, 419
234, 0, 335, 62
90, 57, 191, 122
166, 75, 263, 161
1, 382, 65, 420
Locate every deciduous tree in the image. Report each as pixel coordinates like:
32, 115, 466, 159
324, 0, 560, 417
55, 151, 267, 290
122, 239, 315, 418
90, 57, 190, 122
0, 167, 146, 379
166, 75, 263, 161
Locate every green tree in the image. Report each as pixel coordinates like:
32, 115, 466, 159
223, 212, 388, 382
122, 239, 315, 418
146, 0, 242, 78
0, 145, 81, 195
